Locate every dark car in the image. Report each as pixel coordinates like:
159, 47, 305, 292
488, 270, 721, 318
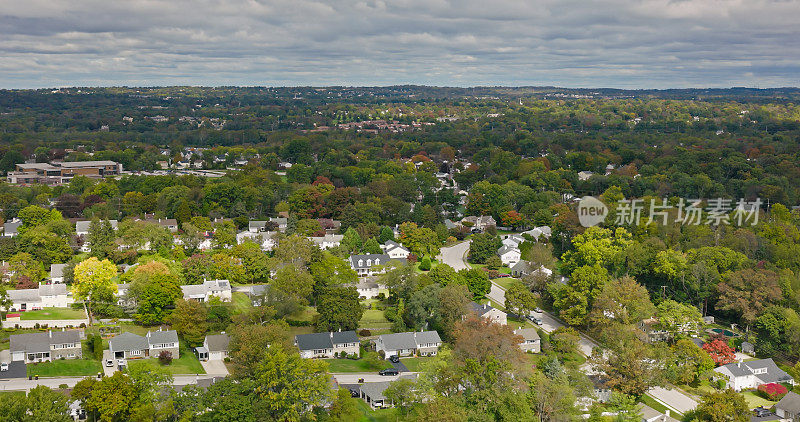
379, 368, 399, 376
349, 388, 360, 397
389, 355, 400, 363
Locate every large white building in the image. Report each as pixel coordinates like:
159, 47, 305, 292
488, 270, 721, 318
5, 284, 73, 312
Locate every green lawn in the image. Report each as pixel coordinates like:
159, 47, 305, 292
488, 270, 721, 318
469, 263, 511, 274
27, 358, 102, 377
742, 391, 777, 409
230, 292, 252, 314
494, 277, 521, 291
324, 356, 392, 373
128, 348, 206, 375
18, 308, 87, 320
359, 309, 391, 330
355, 397, 399, 421
399, 357, 431, 372
292, 306, 319, 322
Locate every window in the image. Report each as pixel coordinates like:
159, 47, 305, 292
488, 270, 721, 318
753, 368, 767, 375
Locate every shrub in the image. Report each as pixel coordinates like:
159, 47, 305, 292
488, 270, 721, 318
359, 329, 371, 337
223, 357, 231, 363
758, 383, 788, 400
485, 255, 503, 270
59, 384, 68, 389
378, 350, 385, 360
487, 269, 501, 279
419, 257, 432, 271
158, 350, 173, 365
376, 293, 386, 301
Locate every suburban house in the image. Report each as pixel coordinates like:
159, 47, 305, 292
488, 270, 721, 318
357, 375, 417, 409
49, 263, 66, 284
2, 220, 21, 237
309, 234, 344, 249
714, 358, 794, 391
461, 215, 496, 232
381, 240, 411, 259
248, 220, 270, 232
470, 302, 508, 325
316, 218, 341, 233
513, 328, 541, 353
109, 330, 180, 360
197, 333, 230, 361
775, 391, 800, 420
373, 331, 442, 359
75, 219, 118, 236
578, 170, 594, 181
510, 260, 553, 278
521, 226, 552, 241
356, 281, 381, 299
181, 280, 232, 303
295, 331, 360, 359
636, 318, 672, 343
349, 254, 393, 277
137, 218, 178, 232
589, 375, 612, 403
497, 245, 521, 266
5, 284, 73, 311
269, 217, 288, 232
9, 329, 83, 363
640, 404, 680, 422
237, 230, 278, 251
501, 234, 525, 249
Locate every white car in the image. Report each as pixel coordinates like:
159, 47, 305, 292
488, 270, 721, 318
0, 362, 8, 371
105, 359, 114, 367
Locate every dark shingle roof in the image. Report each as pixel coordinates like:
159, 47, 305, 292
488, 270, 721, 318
295, 331, 359, 351
205, 334, 230, 352
776, 391, 800, 414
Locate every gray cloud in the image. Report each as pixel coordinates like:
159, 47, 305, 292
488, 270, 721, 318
0, 0, 798, 88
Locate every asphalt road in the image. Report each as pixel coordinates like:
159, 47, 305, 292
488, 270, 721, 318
331, 373, 416, 384
0, 374, 218, 392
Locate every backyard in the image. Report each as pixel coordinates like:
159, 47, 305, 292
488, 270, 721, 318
18, 308, 87, 320
323, 356, 392, 373
127, 348, 206, 375
27, 358, 102, 377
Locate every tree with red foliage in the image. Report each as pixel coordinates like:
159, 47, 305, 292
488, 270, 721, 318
702, 339, 736, 366
757, 383, 788, 400
501, 210, 524, 229
312, 176, 333, 186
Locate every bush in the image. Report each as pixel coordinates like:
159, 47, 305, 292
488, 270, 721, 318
158, 350, 173, 365
485, 255, 503, 270
487, 269, 501, 279
758, 383, 788, 400
59, 384, 68, 389
376, 293, 386, 301
359, 329, 372, 337
223, 357, 231, 363
419, 257, 432, 271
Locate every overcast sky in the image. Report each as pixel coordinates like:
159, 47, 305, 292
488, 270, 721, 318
1, 0, 798, 89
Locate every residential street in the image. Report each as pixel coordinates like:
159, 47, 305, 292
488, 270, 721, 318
331, 372, 416, 384
0, 374, 219, 392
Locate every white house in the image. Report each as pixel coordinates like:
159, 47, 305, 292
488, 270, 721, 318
501, 234, 525, 249
237, 230, 278, 251
309, 234, 343, 249
497, 245, 521, 266
514, 328, 541, 353
470, 302, 507, 325
75, 219, 119, 237
381, 240, 410, 259
356, 281, 382, 299
714, 358, 794, 391
6, 284, 73, 311
373, 331, 442, 359
295, 331, 360, 359
461, 215, 496, 232
181, 280, 232, 303
578, 171, 594, 181
197, 333, 230, 361
49, 263, 66, 284
2, 220, 21, 237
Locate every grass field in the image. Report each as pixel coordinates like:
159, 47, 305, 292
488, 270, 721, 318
641, 394, 684, 419
493, 277, 521, 291
324, 356, 392, 373
359, 309, 391, 330
27, 358, 102, 377
18, 308, 87, 320
128, 348, 206, 375
355, 397, 399, 421
230, 292, 252, 313
399, 357, 430, 372
742, 391, 777, 409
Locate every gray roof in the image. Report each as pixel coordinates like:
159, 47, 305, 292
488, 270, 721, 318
718, 358, 793, 384
513, 328, 540, 341
181, 280, 231, 298
471, 302, 501, 317
250, 284, 269, 296
249, 220, 267, 229
75, 219, 118, 233
776, 391, 800, 414
3, 221, 21, 236
497, 244, 519, 256
109, 332, 148, 352
359, 381, 393, 401
349, 254, 392, 270
10, 330, 81, 353
377, 331, 441, 351
50, 263, 66, 279
205, 334, 230, 352
147, 330, 179, 345
8, 284, 68, 302
510, 260, 533, 273
295, 331, 359, 351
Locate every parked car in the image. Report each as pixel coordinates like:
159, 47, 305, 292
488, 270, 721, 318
349, 388, 360, 397
0, 362, 8, 372
526, 315, 542, 325
379, 368, 399, 376
105, 359, 114, 367
534, 307, 543, 313
389, 355, 400, 363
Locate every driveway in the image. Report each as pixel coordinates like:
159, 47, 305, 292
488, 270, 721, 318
391, 360, 409, 373
200, 359, 229, 376
648, 386, 698, 415
101, 350, 117, 376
